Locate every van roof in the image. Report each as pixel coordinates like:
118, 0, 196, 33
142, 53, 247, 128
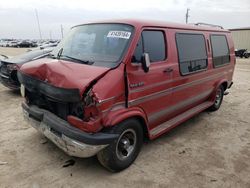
79, 19, 230, 33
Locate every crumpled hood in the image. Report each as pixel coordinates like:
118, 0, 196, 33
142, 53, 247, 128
20, 58, 109, 95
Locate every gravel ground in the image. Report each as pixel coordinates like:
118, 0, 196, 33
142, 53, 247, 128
0, 47, 250, 188
0, 47, 30, 57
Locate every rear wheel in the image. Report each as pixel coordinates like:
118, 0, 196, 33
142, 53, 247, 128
97, 119, 143, 172
209, 85, 224, 111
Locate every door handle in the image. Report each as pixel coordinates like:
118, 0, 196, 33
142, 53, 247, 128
163, 67, 173, 73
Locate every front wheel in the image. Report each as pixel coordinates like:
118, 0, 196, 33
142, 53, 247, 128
97, 119, 143, 172
209, 85, 224, 111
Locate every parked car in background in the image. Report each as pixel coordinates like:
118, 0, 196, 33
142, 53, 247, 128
17, 40, 31, 48
0, 48, 53, 90
0, 40, 8, 47
17, 40, 37, 48
27, 41, 59, 52
235, 49, 250, 58
18, 20, 235, 172
7, 41, 19, 47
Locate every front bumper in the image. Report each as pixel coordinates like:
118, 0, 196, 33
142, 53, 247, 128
0, 73, 20, 90
22, 102, 119, 158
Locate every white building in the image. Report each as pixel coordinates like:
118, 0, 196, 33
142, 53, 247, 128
230, 27, 250, 50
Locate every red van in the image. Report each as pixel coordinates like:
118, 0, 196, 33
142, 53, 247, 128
18, 19, 235, 172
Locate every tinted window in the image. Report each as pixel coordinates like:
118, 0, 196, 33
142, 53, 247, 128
210, 35, 230, 67
176, 33, 207, 75
132, 30, 166, 63
143, 31, 166, 62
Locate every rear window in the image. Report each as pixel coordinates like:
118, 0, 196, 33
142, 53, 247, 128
132, 30, 166, 63
176, 33, 207, 75
210, 35, 230, 67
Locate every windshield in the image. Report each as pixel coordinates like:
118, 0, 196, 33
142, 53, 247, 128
50, 23, 133, 67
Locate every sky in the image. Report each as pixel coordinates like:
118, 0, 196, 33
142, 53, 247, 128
0, 0, 250, 39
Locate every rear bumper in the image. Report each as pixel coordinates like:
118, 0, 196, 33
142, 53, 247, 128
22, 102, 119, 158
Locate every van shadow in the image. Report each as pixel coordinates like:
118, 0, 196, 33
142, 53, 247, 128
1, 87, 21, 97
57, 111, 210, 175
24, 108, 211, 176
145, 111, 210, 145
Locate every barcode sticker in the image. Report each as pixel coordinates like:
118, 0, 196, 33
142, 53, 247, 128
107, 31, 131, 39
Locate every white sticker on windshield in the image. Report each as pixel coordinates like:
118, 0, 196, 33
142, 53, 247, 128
107, 31, 131, 39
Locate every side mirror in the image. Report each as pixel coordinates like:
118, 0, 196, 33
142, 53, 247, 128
141, 53, 150, 72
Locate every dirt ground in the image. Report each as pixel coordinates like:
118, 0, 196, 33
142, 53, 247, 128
0, 47, 250, 188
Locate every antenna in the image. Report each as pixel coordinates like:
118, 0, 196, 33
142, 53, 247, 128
35, 9, 42, 40
49, 30, 52, 40
185, 8, 190, 24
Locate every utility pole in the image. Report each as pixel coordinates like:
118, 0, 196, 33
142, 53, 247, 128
60, 24, 64, 39
35, 9, 42, 40
49, 30, 52, 40
185, 8, 190, 24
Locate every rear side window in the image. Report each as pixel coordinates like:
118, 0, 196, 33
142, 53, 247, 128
176, 33, 207, 75
132, 30, 166, 63
210, 35, 230, 67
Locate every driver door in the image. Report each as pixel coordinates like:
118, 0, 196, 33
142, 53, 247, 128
127, 28, 174, 130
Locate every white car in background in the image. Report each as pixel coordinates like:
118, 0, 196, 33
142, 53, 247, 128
7, 41, 19, 47
0, 41, 8, 47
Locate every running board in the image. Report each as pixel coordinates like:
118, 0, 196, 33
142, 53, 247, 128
149, 101, 213, 138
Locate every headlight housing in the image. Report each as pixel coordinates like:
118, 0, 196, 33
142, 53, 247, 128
7, 64, 18, 72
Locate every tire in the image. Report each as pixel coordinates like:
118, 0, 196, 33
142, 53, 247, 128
97, 119, 143, 172
209, 85, 224, 111
244, 53, 249, 58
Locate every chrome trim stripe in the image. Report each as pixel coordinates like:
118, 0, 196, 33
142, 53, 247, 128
97, 94, 124, 105
131, 79, 173, 93
150, 101, 213, 137
98, 68, 233, 112
129, 68, 233, 95
148, 89, 212, 124
128, 71, 227, 106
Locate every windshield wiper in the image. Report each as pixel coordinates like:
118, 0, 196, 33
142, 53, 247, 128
60, 55, 94, 65
48, 48, 63, 59
57, 48, 63, 59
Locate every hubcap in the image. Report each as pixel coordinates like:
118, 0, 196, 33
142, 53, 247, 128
116, 129, 136, 161
215, 88, 222, 106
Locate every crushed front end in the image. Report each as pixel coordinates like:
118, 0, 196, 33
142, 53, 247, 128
18, 72, 119, 158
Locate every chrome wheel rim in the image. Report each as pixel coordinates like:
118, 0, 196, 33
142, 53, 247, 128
215, 88, 222, 106
116, 129, 137, 161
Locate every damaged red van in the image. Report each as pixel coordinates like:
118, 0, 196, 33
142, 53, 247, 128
18, 20, 235, 172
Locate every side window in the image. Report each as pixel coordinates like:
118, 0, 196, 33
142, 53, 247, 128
132, 30, 166, 63
142, 31, 166, 62
176, 33, 208, 75
210, 35, 230, 67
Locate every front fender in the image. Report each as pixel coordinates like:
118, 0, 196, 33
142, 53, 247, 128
102, 107, 148, 129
